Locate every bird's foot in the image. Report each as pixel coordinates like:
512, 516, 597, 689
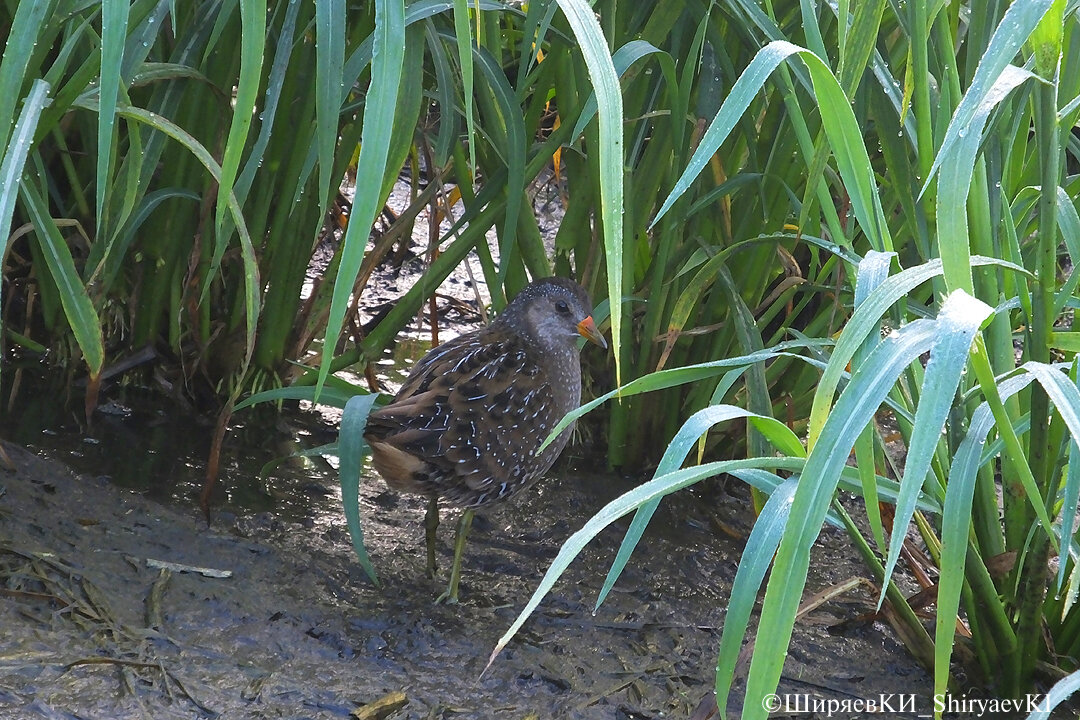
433, 508, 470, 605
434, 567, 463, 605
433, 585, 460, 605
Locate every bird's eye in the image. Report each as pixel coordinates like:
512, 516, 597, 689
555, 300, 570, 313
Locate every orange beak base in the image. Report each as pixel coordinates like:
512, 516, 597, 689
577, 316, 608, 349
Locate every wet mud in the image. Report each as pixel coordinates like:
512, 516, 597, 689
0, 424, 933, 719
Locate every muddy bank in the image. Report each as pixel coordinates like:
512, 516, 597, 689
0, 432, 936, 719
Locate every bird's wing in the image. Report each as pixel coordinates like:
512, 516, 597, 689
364, 333, 564, 505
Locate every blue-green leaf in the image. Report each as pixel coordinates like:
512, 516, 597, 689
879, 291, 992, 609
315, 0, 406, 398
0, 81, 51, 298
715, 477, 798, 717
96, 0, 129, 236
555, 0, 624, 385
744, 319, 939, 719
340, 394, 381, 584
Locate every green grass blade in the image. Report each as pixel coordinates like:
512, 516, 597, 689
683, 174, 762, 221
96, 0, 129, 236
0, 80, 51, 300
353, 202, 501, 355
922, 0, 1056, 195
259, 441, 341, 479
210, 0, 266, 291
316, 0, 406, 399
339, 394, 380, 584
853, 250, 896, 305
296, 0, 507, 203
723, 0, 810, 91
234, 385, 370, 412
316, 0, 345, 208
452, 0, 476, 173
797, 0, 887, 237
796, 42, 892, 252
717, 250, 773, 459
0, 0, 51, 152
729, 470, 846, 527
837, 0, 886, 93
744, 319, 940, 719
93, 114, 144, 278
538, 339, 831, 453
798, 0, 828, 61
1024, 362, 1080, 472
75, 99, 262, 366
339, 0, 507, 103
852, 250, 898, 553
426, 22, 458, 166
738, 462, 942, 516
474, 46, 527, 291
1057, 363, 1080, 591
493, 433, 942, 680
20, 180, 105, 377
665, 234, 861, 343
96, 188, 200, 289
715, 477, 798, 719
570, 40, 663, 140
654, 41, 891, 252
518, 0, 561, 89
120, 0, 171, 79
879, 291, 992, 609
488, 457, 795, 671
653, 42, 794, 226
594, 406, 804, 610
709, 366, 751, 405
936, 65, 1037, 295
555, 0, 624, 385
808, 256, 1028, 446
235, 0, 303, 202
1054, 186, 1080, 315
935, 370, 1037, 706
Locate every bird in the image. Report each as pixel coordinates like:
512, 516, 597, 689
363, 277, 607, 603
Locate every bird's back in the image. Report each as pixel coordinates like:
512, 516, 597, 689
364, 325, 578, 508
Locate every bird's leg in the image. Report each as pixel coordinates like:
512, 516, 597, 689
435, 508, 473, 605
424, 496, 439, 578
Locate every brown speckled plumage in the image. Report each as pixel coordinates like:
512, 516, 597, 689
364, 277, 605, 509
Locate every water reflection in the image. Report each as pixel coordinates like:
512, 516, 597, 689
0, 343, 430, 524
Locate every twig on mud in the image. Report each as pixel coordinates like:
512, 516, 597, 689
165, 669, 220, 718
119, 665, 154, 720
145, 558, 232, 578
576, 677, 638, 710
2, 542, 216, 717
575, 661, 668, 710
352, 690, 408, 719
65, 657, 161, 671
145, 568, 171, 629
0, 587, 63, 602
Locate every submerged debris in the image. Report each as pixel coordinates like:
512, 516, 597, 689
352, 690, 408, 719
145, 558, 233, 578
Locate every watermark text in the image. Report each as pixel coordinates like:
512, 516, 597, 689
758, 692, 1051, 717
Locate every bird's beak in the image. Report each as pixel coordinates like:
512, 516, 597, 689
577, 316, 608, 349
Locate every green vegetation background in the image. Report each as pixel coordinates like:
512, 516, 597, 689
5, 0, 1080, 716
